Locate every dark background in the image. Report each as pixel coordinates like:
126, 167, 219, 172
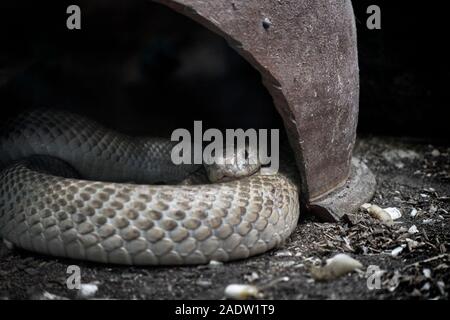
0, 0, 448, 141
353, 1, 448, 142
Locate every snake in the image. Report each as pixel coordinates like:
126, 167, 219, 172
0, 109, 300, 265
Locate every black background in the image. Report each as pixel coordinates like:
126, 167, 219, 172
0, 0, 448, 142
354, 1, 448, 141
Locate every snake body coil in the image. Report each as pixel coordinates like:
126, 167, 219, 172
0, 110, 300, 265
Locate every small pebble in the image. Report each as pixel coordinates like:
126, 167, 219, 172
431, 149, 440, 157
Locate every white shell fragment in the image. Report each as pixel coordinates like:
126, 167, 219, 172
364, 204, 394, 224
408, 225, 419, 234
310, 254, 363, 281
78, 283, 99, 299
384, 207, 402, 220
224, 284, 262, 300
410, 208, 418, 218
391, 245, 405, 257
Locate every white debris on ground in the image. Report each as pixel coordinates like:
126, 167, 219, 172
361, 204, 404, 225
77, 283, 99, 299
431, 149, 441, 157
384, 207, 402, 220
391, 245, 406, 257
410, 208, 418, 217
408, 225, 419, 234
361, 204, 393, 224
224, 284, 262, 300
310, 253, 363, 281
224, 276, 290, 300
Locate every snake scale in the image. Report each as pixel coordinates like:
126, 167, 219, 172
0, 110, 300, 265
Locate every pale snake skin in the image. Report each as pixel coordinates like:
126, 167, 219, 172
0, 110, 300, 265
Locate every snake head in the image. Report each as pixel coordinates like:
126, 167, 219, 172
204, 143, 261, 183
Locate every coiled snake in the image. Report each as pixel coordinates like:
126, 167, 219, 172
0, 110, 300, 265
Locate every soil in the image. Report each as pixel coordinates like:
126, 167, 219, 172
0, 136, 449, 300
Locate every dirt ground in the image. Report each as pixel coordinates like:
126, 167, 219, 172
0, 136, 449, 300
